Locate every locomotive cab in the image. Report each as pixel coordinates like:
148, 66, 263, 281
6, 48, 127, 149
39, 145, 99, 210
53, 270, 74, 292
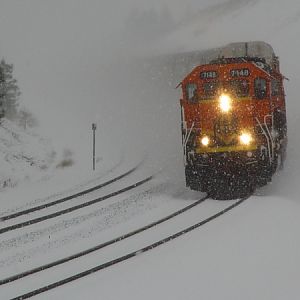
180, 42, 287, 199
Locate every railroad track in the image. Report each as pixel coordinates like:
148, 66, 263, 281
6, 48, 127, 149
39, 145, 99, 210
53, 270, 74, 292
0, 157, 126, 220
1, 163, 141, 222
2, 194, 250, 299
0, 174, 153, 235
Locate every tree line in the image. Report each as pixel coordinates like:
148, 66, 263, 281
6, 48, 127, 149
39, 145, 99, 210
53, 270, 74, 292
0, 59, 37, 128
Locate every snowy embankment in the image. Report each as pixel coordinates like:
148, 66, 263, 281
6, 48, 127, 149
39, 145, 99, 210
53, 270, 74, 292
0, 117, 121, 200
0, 119, 55, 189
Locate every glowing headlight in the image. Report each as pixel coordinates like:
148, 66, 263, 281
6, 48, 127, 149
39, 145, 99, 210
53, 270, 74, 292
201, 136, 210, 147
239, 133, 253, 145
219, 94, 231, 113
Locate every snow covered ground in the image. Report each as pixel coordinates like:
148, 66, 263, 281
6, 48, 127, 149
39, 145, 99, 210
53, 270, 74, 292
0, 0, 300, 299
0, 119, 54, 190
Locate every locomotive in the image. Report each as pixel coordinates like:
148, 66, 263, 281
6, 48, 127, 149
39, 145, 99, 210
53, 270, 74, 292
179, 42, 287, 199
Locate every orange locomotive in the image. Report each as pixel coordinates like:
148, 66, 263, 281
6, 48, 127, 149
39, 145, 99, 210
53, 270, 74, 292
179, 42, 287, 199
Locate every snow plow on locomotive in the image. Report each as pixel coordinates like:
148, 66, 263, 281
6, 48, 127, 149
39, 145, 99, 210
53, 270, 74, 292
179, 42, 287, 199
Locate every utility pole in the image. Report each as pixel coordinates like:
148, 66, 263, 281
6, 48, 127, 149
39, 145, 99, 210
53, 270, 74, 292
92, 123, 97, 171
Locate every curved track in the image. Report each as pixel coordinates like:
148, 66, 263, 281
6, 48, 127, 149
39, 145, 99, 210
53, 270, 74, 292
6, 194, 250, 300
1, 164, 140, 222
0, 175, 153, 235
0, 195, 209, 285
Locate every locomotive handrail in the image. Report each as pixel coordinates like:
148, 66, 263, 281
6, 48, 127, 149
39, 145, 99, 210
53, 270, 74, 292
183, 122, 195, 165
264, 114, 275, 160
255, 117, 272, 164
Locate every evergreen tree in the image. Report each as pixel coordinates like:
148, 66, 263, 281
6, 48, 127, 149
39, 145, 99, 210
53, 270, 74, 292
18, 107, 38, 129
0, 59, 20, 120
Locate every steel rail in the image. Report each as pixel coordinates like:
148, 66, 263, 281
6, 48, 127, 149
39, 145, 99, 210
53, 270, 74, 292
0, 176, 153, 235
0, 195, 208, 285
10, 195, 250, 300
1, 164, 140, 222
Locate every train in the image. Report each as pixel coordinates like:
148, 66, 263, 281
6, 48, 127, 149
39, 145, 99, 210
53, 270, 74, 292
179, 42, 287, 199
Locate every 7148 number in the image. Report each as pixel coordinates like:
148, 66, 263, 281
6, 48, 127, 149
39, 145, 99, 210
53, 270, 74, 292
230, 69, 250, 77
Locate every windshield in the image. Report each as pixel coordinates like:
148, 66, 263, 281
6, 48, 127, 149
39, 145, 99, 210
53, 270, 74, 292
201, 80, 249, 99
202, 81, 219, 98
225, 80, 250, 97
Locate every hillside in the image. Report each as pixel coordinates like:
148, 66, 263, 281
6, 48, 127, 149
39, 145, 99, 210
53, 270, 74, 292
0, 119, 55, 189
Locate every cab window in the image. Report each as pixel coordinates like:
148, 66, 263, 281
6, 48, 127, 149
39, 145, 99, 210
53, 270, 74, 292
203, 81, 219, 98
186, 83, 198, 103
254, 78, 267, 99
271, 79, 281, 96
228, 80, 249, 97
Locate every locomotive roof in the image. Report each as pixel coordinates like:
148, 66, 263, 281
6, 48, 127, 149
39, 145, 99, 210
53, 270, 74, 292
180, 42, 277, 80
154, 41, 278, 85
215, 41, 275, 65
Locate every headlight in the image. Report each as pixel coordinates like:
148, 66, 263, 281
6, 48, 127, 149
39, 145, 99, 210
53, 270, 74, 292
201, 136, 210, 146
239, 133, 253, 145
219, 94, 231, 113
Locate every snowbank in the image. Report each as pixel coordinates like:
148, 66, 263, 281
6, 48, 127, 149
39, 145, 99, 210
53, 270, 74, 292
0, 119, 55, 189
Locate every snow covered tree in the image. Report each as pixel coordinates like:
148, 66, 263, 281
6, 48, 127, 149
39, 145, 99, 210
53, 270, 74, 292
0, 59, 20, 120
18, 107, 38, 129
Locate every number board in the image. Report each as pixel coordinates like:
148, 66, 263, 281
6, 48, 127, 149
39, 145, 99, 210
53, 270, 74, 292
230, 69, 250, 77
200, 71, 218, 79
